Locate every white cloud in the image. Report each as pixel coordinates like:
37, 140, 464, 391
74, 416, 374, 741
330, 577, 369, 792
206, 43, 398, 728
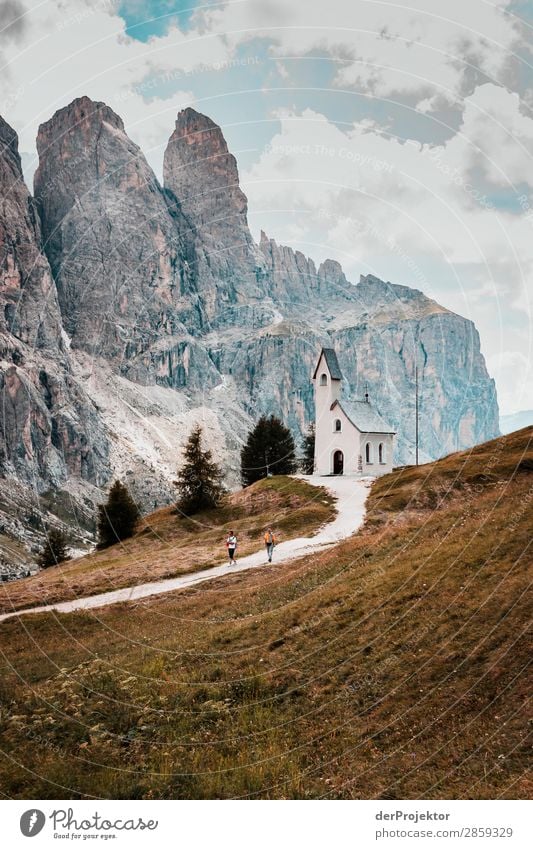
457, 83, 533, 185
487, 349, 533, 414
203, 0, 523, 105
243, 87, 533, 269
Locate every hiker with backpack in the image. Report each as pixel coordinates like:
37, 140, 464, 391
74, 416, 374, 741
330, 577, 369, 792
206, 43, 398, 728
264, 527, 276, 563
225, 530, 238, 565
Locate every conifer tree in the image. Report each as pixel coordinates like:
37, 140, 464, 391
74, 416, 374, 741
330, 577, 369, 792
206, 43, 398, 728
175, 425, 225, 514
301, 424, 316, 474
38, 527, 69, 569
97, 480, 139, 549
241, 415, 297, 486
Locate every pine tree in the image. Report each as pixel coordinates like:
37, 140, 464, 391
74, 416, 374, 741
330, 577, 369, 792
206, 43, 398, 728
175, 425, 225, 515
38, 527, 69, 569
97, 480, 140, 549
300, 424, 316, 474
241, 415, 297, 487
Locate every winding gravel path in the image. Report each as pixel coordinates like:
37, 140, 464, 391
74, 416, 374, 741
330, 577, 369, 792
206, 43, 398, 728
0, 476, 372, 623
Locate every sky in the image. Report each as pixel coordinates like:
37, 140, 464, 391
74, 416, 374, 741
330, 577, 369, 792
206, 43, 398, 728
1, 0, 532, 415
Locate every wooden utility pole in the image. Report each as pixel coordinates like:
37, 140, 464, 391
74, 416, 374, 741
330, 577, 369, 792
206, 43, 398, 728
415, 365, 419, 466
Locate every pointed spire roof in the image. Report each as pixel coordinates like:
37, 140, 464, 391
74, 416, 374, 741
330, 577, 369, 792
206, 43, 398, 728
313, 348, 343, 380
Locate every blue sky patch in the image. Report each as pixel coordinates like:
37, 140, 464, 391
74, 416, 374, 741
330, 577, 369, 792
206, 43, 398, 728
118, 1, 200, 41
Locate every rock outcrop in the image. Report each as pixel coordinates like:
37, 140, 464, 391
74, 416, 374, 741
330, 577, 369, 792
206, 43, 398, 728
163, 108, 267, 325
0, 116, 62, 351
0, 114, 110, 558
205, 227, 498, 458
34, 97, 206, 379
258, 231, 354, 308
0, 114, 108, 492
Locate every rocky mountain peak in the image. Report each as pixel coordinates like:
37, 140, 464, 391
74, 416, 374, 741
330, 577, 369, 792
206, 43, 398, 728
163, 107, 265, 315
258, 232, 355, 305
33, 96, 194, 363
357, 272, 450, 318
173, 106, 224, 140
35, 96, 124, 154
34, 96, 151, 201
164, 107, 258, 252
318, 259, 352, 296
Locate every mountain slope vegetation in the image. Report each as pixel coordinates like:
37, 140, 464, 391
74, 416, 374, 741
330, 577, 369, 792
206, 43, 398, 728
0, 428, 530, 799
0, 476, 333, 615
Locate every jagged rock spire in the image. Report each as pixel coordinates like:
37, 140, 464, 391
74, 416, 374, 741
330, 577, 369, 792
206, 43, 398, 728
34, 96, 191, 362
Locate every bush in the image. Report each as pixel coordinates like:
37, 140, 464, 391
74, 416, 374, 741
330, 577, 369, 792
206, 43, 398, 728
97, 480, 139, 549
241, 415, 297, 487
175, 425, 225, 515
38, 528, 69, 569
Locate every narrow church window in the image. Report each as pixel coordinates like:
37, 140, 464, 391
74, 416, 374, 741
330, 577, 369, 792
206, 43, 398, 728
379, 443, 385, 463
334, 419, 341, 432
365, 442, 373, 464
320, 373, 327, 385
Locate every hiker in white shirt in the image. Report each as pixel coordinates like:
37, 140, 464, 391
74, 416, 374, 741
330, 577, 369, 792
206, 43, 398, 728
225, 531, 238, 565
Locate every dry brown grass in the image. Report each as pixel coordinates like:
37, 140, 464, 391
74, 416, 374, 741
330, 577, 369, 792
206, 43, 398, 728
0, 476, 334, 615
366, 425, 533, 523
0, 429, 531, 799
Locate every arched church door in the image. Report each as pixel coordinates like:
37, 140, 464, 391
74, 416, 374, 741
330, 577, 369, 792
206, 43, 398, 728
333, 450, 344, 475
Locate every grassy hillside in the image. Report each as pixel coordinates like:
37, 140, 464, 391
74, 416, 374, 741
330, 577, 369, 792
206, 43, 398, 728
0, 429, 531, 799
0, 476, 334, 614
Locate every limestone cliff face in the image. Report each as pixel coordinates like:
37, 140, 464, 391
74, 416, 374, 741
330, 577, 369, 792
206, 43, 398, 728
332, 305, 498, 460
0, 116, 61, 350
0, 114, 109, 497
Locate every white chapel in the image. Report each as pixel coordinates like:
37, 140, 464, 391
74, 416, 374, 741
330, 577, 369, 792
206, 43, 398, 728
312, 348, 395, 476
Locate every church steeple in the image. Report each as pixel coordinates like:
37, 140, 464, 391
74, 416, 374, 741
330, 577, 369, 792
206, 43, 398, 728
312, 348, 343, 382
312, 348, 342, 407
